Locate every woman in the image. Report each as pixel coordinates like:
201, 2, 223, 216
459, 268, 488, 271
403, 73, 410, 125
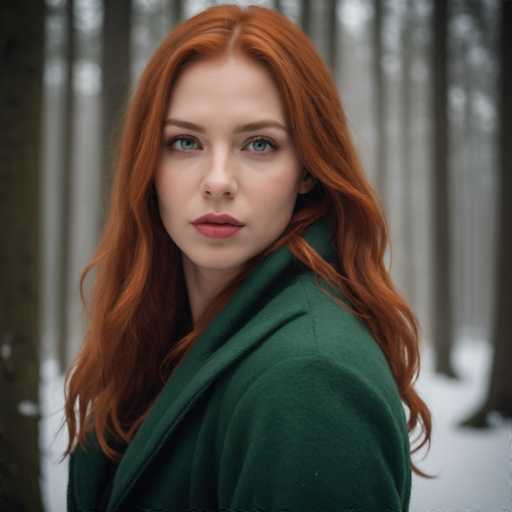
64, 4, 433, 512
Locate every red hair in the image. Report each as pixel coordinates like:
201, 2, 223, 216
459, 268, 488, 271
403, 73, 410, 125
62, 4, 433, 478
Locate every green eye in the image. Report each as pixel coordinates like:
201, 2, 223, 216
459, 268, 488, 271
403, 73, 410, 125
165, 135, 279, 154
246, 137, 278, 153
166, 136, 200, 152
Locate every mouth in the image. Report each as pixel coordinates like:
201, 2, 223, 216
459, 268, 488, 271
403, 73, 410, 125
192, 223, 243, 239
191, 214, 245, 226
198, 222, 239, 226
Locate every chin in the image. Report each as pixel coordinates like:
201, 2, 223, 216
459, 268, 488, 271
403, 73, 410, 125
184, 251, 246, 269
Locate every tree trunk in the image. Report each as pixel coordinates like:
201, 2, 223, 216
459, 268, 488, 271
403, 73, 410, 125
372, 0, 388, 215
460, 0, 512, 428
301, 0, 312, 38
56, 0, 76, 374
170, 0, 184, 29
462, 37, 476, 340
451, 9, 472, 345
100, 0, 132, 235
400, 0, 415, 308
431, 0, 458, 378
326, 0, 340, 77
0, 2, 45, 510
484, 0, 512, 418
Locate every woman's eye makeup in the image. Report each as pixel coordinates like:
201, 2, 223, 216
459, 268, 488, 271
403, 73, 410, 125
166, 135, 200, 152
164, 134, 279, 154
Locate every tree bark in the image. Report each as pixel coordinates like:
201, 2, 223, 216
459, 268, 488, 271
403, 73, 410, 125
301, 0, 312, 38
56, 0, 76, 374
400, 0, 416, 308
0, 2, 45, 510
100, 0, 132, 235
431, 0, 458, 378
170, 0, 184, 28
485, 0, 512, 419
462, 36, 477, 339
372, 0, 388, 215
326, 0, 340, 77
460, 0, 512, 428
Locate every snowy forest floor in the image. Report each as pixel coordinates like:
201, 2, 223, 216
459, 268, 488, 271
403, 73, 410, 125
40, 337, 512, 512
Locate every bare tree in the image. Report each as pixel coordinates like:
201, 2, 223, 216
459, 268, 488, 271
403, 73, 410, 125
301, 0, 312, 38
100, 0, 133, 234
326, 0, 340, 77
461, 0, 512, 427
372, 0, 389, 214
430, 0, 458, 378
400, 0, 415, 307
170, 0, 184, 28
0, 2, 45, 510
56, 0, 76, 373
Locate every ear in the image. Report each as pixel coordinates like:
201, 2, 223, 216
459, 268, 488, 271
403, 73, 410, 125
298, 169, 317, 194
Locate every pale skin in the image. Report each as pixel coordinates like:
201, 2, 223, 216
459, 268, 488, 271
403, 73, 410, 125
155, 51, 316, 324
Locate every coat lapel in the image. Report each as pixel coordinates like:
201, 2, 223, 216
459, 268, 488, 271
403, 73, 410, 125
105, 216, 338, 512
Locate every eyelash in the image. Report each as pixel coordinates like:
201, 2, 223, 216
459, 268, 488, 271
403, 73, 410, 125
164, 135, 279, 155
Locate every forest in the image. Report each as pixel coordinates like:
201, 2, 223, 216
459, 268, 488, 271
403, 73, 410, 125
0, 0, 510, 510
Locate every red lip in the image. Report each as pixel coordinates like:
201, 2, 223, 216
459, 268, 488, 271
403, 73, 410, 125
191, 213, 244, 226
193, 224, 242, 239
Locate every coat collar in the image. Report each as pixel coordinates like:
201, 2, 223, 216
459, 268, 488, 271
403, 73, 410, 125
75, 216, 338, 512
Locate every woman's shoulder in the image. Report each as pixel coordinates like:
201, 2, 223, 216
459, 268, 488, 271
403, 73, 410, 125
223, 270, 406, 429
217, 324, 412, 512
255, 271, 398, 391
297, 271, 399, 390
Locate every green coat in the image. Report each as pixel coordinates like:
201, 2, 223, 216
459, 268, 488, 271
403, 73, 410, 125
68, 216, 412, 512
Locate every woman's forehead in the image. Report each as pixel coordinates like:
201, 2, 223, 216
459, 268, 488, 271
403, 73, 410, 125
167, 54, 284, 114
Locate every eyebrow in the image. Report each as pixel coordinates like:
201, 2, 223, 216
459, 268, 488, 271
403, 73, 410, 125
164, 118, 288, 134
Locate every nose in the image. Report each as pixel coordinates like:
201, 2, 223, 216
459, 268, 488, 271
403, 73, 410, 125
201, 154, 237, 198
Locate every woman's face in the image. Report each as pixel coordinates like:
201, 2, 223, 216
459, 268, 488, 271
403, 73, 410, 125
155, 52, 314, 280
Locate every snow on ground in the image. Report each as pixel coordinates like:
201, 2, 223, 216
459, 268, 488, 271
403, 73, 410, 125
410, 339, 512, 512
40, 338, 512, 512
40, 357, 68, 512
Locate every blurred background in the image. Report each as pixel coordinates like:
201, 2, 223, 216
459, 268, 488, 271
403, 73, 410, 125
1, 0, 511, 510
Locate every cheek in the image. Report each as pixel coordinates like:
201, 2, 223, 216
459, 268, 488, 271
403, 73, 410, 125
154, 168, 178, 216
154, 164, 166, 194
155, 165, 181, 200
255, 169, 300, 203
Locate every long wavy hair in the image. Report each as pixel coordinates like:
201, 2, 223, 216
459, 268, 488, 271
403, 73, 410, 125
62, 3, 433, 478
